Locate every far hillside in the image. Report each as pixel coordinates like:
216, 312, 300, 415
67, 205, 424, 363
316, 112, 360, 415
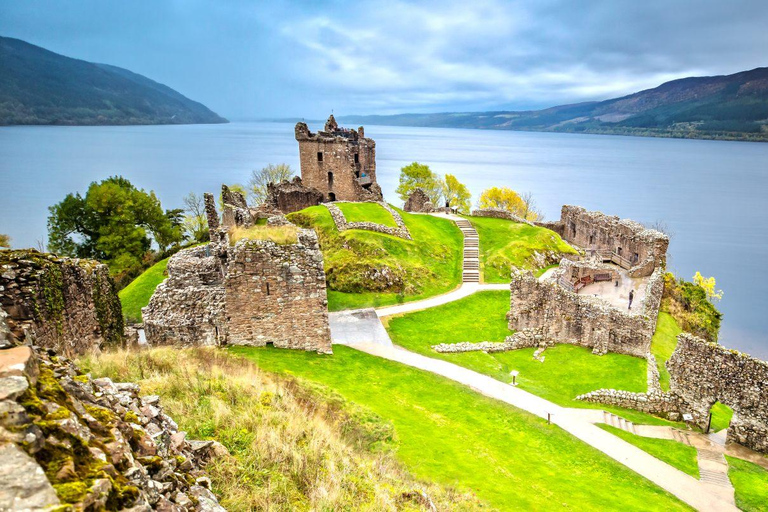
0, 36, 227, 125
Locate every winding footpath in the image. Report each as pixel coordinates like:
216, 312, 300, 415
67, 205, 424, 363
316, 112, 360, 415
328, 214, 738, 511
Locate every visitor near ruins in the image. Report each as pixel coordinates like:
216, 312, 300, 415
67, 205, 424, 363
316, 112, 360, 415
2, 2, 768, 511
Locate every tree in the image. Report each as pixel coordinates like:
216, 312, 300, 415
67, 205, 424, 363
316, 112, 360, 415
519, 191, 543, 222
442, 174, 471, 213
249, 163, 295, 204
47, 176, 182, 276
478, 187, 540, 221
396, 162, 442, 205
182, 192, 209, 243
0, 234, 9, 248
693, 272, 724, 302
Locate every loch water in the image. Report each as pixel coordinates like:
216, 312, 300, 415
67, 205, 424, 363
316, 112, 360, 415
1, 122, 767, 358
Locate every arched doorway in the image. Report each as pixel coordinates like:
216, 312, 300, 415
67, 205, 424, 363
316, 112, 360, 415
328, 192, 336, 202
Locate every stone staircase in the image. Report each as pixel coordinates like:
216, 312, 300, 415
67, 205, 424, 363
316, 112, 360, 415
602, 411, 638, 435
671, 428, 693, 446
455, 219, 480, 283
697, 449, 733, 488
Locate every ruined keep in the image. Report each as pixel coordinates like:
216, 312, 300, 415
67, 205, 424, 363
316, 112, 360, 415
295, 115, 383, 202
507, 266, 664, 357
548, 205, 669, 277
265, 176, 325, 214
667, 334, 768, 453
0, 250, 123, 356
143, 188, 332, 353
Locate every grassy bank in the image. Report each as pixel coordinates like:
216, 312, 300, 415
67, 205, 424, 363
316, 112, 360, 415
81, 348, 483, 511
234, 345, 688, 510
726, 456, 768, 512
288, 205, 462, 311
385, 290, 682, 427
337, 202, 398, 227
651, 312, 683, 390
597, 424, 700, 478
118, 257, 169, 323
466, 215, 576, 283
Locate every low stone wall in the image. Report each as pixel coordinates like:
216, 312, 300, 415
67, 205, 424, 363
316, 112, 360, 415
507, 267, 663, 357
432, 328, 548, 353
0, 345, 225, 510
576, 389, 685, 421
143, 245, 226, 347
0, 250, 123, 357
646, 353, 662, 394
325, 202, 412, 240
471, 208, 534, 226
668, 333, 768, 453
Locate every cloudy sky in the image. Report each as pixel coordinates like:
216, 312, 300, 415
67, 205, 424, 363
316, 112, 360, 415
2, 0, 767, 119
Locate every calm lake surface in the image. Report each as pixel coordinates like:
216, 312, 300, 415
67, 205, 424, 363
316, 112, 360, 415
1, 122, 767, 358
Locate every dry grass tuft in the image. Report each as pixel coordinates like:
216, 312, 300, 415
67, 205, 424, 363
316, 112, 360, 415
80, 348, 484, 511
229, 225, 300, 246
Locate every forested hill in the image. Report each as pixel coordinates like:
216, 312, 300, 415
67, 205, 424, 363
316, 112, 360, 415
0, 36, 227, 126
340, 67, 768, 142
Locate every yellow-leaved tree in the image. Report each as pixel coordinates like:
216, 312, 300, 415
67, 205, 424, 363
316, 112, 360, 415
478, 187, 540, 221
693, 272, 723, 302
442, 174, 471, 213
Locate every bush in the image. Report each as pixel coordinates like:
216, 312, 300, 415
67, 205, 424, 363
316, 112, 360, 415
662, 273, 722, 341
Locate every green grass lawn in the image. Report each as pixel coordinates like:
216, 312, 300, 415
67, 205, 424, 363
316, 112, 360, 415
336, 202, 397, 227
466, 215, 576, 283
385, 290, 684, 427
597, 424, 700, 478
118, 257, 169, 322
726, 456, 768, 512
289, 205, 462, 311
232, 345, 689, 511
709, 402, 734, 432
651, 312, 683, 390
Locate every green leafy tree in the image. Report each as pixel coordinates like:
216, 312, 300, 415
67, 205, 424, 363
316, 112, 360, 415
47, 176, 182, 276
442, 174, 471, 213
0, 234, 10, 248
249, 163, 295, 204
396, 162, 442, 205
182, 192, 209, 243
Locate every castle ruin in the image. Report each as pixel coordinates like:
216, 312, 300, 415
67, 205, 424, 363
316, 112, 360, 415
143, 185, 332, 353
295, 115, 383, 203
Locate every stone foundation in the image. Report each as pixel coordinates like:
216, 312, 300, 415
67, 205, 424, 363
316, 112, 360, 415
325, 202, 412, 240
0, 250, 123, 357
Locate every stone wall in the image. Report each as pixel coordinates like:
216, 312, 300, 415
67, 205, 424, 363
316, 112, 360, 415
224, 230, 332, 352
0, 345, 225, 510
325, 203, 412, 240
220, 184, 254, 231
507, 267, 663, 357
266, 176, 324, 214
295, 115, 383, 203
403, 188, 434, 213
0, 250, 123, 357
471, 208, 534, 226
553, 205, 669, 277
668, 333, 768, 453
143, 245, 226, 347
576, 389, 686, 421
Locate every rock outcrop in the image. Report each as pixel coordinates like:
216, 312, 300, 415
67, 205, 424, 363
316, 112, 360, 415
0, 343, 226, 510
403, 189, 434, 213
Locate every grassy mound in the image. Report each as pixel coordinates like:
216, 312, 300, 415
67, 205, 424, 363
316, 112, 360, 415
466, 216, 576, 283
337, 202, 397, 227
597, 424, 700, 478
726, 456, 768, 512
81, 348, 483, 511
288, 205, 462, 311
118, 257, 169, 323
233, 345, 688, 510
651, 312, 683, 390
385, 291, 683, 427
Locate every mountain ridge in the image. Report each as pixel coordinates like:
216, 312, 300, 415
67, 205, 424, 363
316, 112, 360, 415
0, 36, 227, 126
339, 67, 768, 142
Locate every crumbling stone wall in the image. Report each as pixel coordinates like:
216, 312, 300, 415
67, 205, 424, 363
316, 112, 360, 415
668, 333, 768, 453
220, 184, 254, 231
266, 176, 324, 214
295, 115, 383, 203
144, 190, 332, 354
325, 203, 412, 240
0, 250, 123, 357
224, 231, 332, 352
403, 188, 434, 213
142, 245, 226, 347
507, 266, 664, 357
0, 345, 225, 510
548, 206, 668, 277
471, 208, 534, 226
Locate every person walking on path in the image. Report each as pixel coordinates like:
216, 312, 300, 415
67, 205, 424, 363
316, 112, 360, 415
628, 289, 634, 310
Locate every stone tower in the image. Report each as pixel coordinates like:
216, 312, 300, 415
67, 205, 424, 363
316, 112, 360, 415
295, 115, 383, 202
